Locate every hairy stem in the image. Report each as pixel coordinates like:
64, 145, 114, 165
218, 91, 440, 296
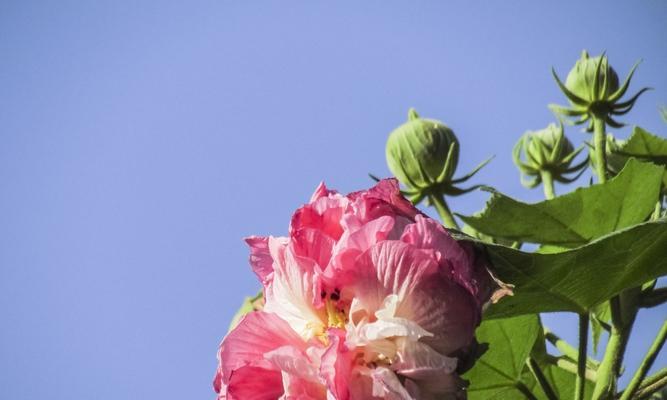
593, 298, 624, 400
619, 321, 667, 400
430, 194, 459, 230
576, 313, 590, 400
540, 169, 556, 199
593, 117, 608, 184
545, 328, 600, 369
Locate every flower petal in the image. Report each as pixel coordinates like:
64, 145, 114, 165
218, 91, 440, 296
216, 311, 308, 398
244, 236, 275, 284
264, 247, 326, 339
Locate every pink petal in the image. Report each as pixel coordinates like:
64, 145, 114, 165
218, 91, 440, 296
244, 236, 275, 284
320, 329, 353, 400
351, 240, 478, 354
290, 188, 348, 241
217, 311, 306, 388
370, 367, 414, 400
309, 182, 337, 202
226, 365, 284, 400
347, 179, 420, 224
291, 227, 336, 270
401, 215, 496, 308
263, 247, 326, 339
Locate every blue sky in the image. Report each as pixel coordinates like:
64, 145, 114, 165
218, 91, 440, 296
1, 1, 666, 399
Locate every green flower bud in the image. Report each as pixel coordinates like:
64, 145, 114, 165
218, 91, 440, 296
386, 108, 459, 191
565, 50, 619, 104
384, 108, 492, 205
513, 122, 587, 189
550, 50, 650, 131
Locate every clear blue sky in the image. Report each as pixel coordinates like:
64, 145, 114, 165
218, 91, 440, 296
1, 1, 666, 399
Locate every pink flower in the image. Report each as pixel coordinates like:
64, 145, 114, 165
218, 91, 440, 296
214, 179, 499, 400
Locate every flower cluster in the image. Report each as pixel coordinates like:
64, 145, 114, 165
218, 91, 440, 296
213, 180, 500, 399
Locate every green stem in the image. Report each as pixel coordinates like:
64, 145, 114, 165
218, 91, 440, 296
516, 381, 539, 400
640, 287, 667, 308
634, 373, 667, 399
576, 313, 590, 400
619, 321, 667, 400
651, 199, 663, 220
527, 357, 558, 400
545, 328, 600, 369
540, 169, 556, 199
430, 193, 459, 230
593, 298, 624, 400
630, 368, 667, 399
593, 116, 608, 184
549, 356, 598, 382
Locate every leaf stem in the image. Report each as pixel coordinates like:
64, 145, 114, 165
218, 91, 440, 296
628, 367, 667, 399
526, 357, 558, 400
619, 320, 667, 400
632, 372, 667, 399
593, 297, 624, 399
429, 193, 459, 230
545, 328, 600, 369
593, 116, 608, 184
548, 356, 598, 382
651, 198, 663, 220
540, 169, 556, 199
640, 287, 667, 308
516, 381, 539, 400
576, 313, 590, 400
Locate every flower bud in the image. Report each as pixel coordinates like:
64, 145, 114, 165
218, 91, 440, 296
565, 50, 619, 104
386, 108, 459, 191
550, 50, 650, 131
513, 122, 587, 188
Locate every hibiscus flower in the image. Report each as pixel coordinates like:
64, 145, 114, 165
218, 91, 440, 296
214, 180, 500, 400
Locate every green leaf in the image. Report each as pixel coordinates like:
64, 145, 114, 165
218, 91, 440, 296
228, 291, 263, 331
459, 159, 663, 247
621, 126, 667, 163
456, 220, 667, 318
618, 127, 667, 186
465, 315, 542, 400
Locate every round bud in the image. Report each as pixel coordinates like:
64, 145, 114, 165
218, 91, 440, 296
386, 108, 459, 190
565, 50, 619, 103
524, 123, 574, 170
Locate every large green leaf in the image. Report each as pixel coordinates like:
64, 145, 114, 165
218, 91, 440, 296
621, 126, 667, 164
618, 126, 667, 186
458, 159, 663, 247
466, 315, 593, 399
456, 220, 667, 319
465, 315, 542, 399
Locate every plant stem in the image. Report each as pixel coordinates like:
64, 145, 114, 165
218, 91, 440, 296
527, 357, 558, 400
619, 321, 667, 400
516, 381, 539, 400
593, 116, 608, 184
540, 169, 556, 199
633, 373, 667, 399
549, 356, 598, 382
430, 194, 459, 230
640, 287, 667, 308
629, 368, 667, 399
545, 328, 600, 369
576, 313, 590, 400
593, 297, 624, 400
651, 198, 663, 220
